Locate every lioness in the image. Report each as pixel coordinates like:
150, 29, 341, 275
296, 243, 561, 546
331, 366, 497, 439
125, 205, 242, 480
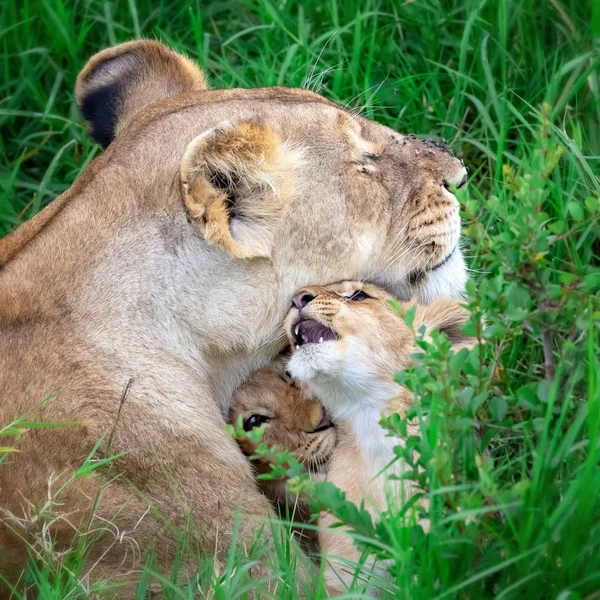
0, 40, 468, 592
284, 281, 475, 594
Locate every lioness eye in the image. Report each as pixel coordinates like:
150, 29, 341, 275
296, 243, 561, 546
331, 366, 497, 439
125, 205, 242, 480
244, 414, 269, 431
348, 290, 371, 301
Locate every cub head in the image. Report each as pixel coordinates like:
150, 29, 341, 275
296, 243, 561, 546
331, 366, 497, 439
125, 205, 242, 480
75, 40, 469, 350
284, 281, 475, 414
229, 358, 336, 473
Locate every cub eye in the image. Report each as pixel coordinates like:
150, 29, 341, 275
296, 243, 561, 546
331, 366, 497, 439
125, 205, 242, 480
243, 414, 270, 431
348, 290, 371, 301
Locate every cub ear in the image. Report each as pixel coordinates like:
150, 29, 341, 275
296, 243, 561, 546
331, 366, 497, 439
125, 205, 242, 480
413, 299, 477, 350
76, 40, 207, 148
181, 120, 296, 260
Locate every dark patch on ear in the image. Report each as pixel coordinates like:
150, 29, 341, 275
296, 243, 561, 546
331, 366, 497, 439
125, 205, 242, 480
76, 40, 208, 148
209, 171, 241, 220
77, 52, 140, 148
79, 79, 124, 148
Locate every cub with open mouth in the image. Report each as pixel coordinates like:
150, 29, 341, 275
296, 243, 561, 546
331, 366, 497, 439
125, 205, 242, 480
284, 281, 477, 594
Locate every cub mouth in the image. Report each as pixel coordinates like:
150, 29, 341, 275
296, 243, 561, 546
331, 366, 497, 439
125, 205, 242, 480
292, 318, 339, 349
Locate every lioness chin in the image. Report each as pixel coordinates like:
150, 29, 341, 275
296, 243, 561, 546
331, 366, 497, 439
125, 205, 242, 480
0, 39, 468, 594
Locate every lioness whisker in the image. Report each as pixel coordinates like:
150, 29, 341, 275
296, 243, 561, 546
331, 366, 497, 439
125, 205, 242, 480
302, 30, 340, 90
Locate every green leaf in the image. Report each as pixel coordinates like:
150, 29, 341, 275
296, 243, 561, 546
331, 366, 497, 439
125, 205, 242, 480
472, 392, 489, 414
583, 273, 600, 293
537, 380, 551, 403
504, 306, 529, 322
450, 347, 469, 373
483, 323, 507, 339
403, 305, 417, 330
489, 396, 508, 421
584, 196, 598, 212
517, 383, 539, 410
387, 299, 404, 315
510, 478, 531, 498
567, 201, 584, 221
507, 283, 530, 308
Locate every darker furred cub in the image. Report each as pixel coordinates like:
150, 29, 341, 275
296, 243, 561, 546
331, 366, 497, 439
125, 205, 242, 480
230, 359, 335, 552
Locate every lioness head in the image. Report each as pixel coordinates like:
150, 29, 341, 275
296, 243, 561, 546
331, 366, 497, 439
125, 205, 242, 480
230, 358, 335, 473
284, 281, 474, 413
73, 40, 467, 328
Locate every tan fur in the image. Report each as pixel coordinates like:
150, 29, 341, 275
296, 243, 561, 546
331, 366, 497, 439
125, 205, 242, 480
284, 282, 475, 594
0, 39, 468, 594
76, 40, 208, 146
181, 120, 297, 258
230, 358, 335, 551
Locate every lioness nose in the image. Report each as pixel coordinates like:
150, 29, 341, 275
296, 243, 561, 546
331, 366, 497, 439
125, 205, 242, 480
292, 291, 315, 309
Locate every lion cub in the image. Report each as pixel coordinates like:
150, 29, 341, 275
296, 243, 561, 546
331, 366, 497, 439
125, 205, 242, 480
284, 281, 475, 593
230, 357, 336, 550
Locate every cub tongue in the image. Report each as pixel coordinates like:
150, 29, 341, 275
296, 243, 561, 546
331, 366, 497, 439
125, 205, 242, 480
298, 319, 336, 344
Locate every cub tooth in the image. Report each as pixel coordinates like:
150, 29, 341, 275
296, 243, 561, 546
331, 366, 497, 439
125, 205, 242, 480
295, 344, 299, 350
319, 337, 324, 343
295, 324, 300, 335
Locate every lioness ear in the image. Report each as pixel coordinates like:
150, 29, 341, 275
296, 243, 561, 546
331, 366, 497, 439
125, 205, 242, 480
413, 299, 477, 350
181, 120, 296, 259
76, 40, 207, 148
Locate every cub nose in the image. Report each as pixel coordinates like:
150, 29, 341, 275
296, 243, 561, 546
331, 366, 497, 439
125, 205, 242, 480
291, 291, 315, 309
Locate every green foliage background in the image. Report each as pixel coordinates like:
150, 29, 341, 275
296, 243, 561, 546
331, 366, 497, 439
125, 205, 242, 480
0, 0, 599, 597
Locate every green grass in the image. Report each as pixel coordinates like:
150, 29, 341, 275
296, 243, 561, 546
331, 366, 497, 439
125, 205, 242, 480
1, 0, 599, 597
